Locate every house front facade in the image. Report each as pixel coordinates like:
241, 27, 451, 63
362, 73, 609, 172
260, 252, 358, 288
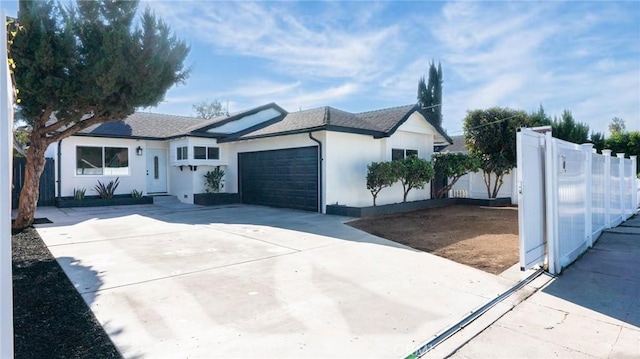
47, 103, 451, 213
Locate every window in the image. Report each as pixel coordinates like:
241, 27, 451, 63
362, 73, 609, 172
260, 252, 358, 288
176, 146, 188, 160
392, 148, 418, 161
194, 146, 220, 160
76, 146, 129, 175
153, 156, 159, 179
392, 149, 405, 161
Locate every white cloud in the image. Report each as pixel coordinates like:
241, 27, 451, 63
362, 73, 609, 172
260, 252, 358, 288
432, 1, 640, 134
148, 1, 404, 81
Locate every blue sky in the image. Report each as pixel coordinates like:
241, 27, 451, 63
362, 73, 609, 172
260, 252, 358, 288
4, 1, 640, 135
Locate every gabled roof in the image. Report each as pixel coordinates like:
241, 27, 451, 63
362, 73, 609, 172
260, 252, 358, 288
73, 102, 452, 144
226, 104, 452, 144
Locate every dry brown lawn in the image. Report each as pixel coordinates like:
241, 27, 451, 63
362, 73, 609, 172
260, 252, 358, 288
347, 205, 519, 275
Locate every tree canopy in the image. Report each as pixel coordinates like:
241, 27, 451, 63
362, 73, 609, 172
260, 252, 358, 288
11, 0, 190, 229
366, 161, 397, 206
392, 156, 435, 202
193, 99, 225, 119
463, 107, 530, 198
608, 117, 626, 134
551, 110, 589, 144
417, 60, 443, 127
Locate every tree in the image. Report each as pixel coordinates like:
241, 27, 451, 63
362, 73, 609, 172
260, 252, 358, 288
551, 110, 589, 143
608, 117, 625, 134
417, 60, 443, 127
193, 99, 225, 119
590, 132, 605, 153
528, 104, 551, 126
432, 152, 480, 198
463, 107, 529, 198
11, 0, 189, 229
392, 156, 435, 202
603, 130, 640, 175
366, 161, 397, 206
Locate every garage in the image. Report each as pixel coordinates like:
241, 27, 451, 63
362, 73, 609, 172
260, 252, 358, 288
238, 146, 319, 211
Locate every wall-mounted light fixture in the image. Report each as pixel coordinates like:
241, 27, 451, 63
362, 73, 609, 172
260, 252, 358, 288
189, 165, 197, 171
136, 146, 143, 156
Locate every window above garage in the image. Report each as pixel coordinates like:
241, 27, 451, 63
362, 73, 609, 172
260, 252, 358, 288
194, 146, 219, 160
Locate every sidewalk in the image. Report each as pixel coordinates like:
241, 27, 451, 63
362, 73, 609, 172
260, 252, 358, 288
430, 216, 640, 358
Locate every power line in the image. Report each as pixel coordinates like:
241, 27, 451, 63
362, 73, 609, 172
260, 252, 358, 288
446, 114, 521, 135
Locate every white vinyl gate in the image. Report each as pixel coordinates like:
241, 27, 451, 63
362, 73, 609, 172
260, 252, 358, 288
517, 129, 546, 270
517, 128, 638, 274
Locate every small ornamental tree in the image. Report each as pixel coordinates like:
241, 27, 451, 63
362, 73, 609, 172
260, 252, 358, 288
432, 152, 480, 198
392, 157, 435, 202
11, 0, 189, 229
463, 107, 529, 198
366, 161, 397, 206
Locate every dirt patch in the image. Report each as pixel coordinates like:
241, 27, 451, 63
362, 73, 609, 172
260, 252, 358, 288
348, 205, 519, 275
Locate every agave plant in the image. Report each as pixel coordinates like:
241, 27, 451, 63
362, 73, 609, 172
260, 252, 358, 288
73, 187, 86, 200
131, 189, 143, 198
94, 177, 120, 199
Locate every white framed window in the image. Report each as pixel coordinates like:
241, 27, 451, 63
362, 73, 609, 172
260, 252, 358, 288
193, 146, 220, 160
76, 146, 129, 175
392, 148, 418, 161
176, 146, 188, 160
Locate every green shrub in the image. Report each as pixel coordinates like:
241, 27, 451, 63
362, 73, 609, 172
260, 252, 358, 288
392, 157, 435, 202
131, 189, 143, 198
204, 167, 225, 193
366, 161, 397, 206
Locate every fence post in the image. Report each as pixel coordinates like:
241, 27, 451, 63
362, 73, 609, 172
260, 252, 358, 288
582, 144, 593, 247
545, 132, 560, 274
617, 153, 625, 220
603, 150, 612, 228
631, 156, 638, 212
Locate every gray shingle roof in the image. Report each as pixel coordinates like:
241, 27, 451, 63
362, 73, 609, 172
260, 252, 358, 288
232, 104, 433, 140
73, 102, 451, 144
440, 135, 467, 152
356, 104, 416, 132
78, 112, 207, 139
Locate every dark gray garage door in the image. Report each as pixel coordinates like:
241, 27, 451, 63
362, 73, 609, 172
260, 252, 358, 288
239, 146, 318, 212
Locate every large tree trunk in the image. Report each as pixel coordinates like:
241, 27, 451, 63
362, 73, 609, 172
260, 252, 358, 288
12, 138, 48, 230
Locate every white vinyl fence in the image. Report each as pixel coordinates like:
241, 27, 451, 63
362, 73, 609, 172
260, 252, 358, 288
517, 128, 637, 275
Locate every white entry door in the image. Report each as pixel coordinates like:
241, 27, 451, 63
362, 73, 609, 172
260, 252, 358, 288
146, 149, 167, 193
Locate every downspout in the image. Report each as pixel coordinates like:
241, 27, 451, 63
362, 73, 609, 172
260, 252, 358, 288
308, 132, 323, 213
56, 139, 62, 199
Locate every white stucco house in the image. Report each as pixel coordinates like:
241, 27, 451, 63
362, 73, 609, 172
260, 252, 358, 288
440, 135, 518, 203
46, 102, 452, 213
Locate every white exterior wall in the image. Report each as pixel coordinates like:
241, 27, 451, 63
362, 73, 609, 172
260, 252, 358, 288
55, 136, 158, 197
325, 112, 437, 208
449, 169, 517, 203
167, 137, 229, 203
54, 111, 441, 209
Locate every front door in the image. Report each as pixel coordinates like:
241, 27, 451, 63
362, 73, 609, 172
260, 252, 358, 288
146, 149, 167, 193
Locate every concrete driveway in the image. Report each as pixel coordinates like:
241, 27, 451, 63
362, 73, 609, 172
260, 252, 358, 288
35, 204, 516, 358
